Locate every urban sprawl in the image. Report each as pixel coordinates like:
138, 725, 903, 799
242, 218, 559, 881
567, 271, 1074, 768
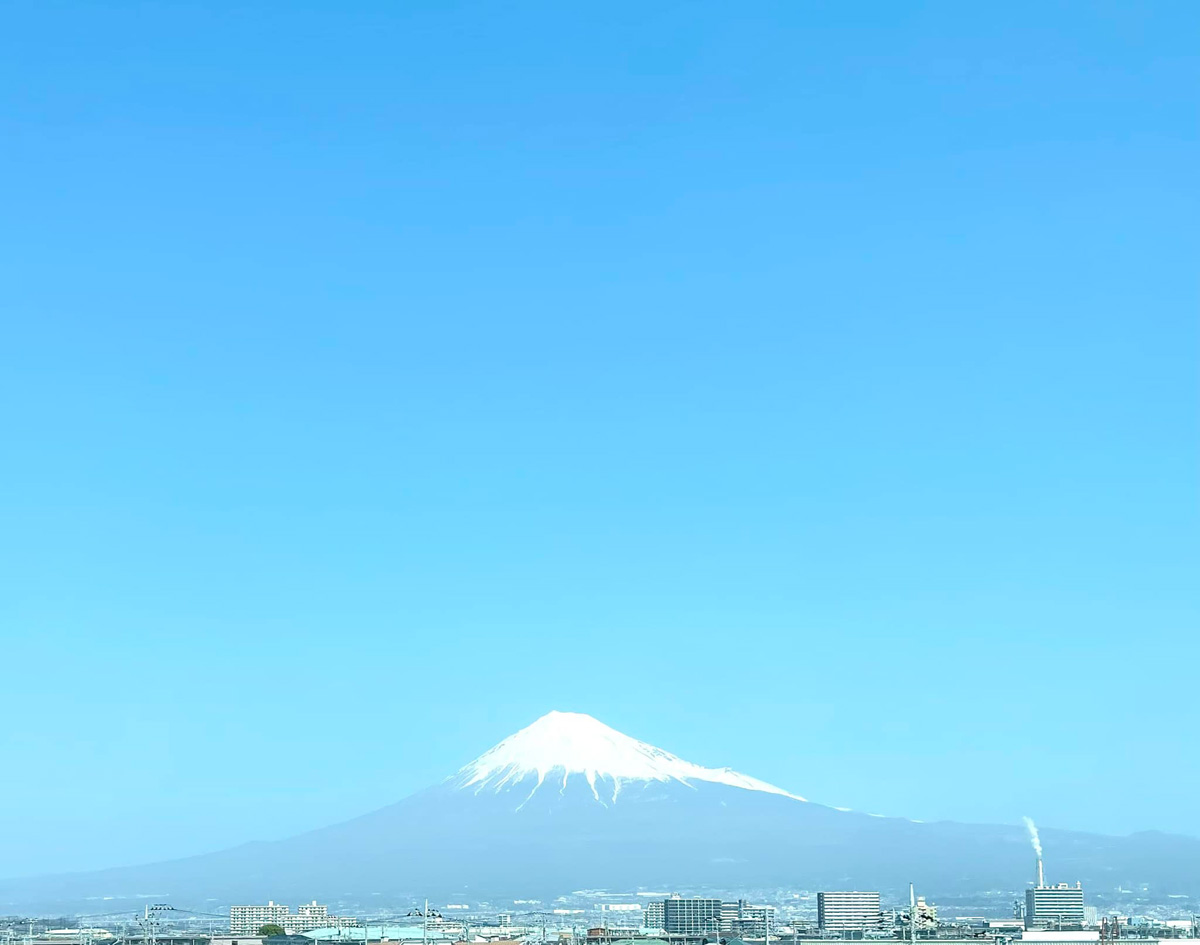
6, 871, 1198, 945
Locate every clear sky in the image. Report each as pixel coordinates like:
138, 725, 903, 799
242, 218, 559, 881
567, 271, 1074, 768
1, 1, 1197, 877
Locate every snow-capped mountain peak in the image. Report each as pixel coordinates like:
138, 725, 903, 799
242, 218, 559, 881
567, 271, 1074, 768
450, 710, 805, 805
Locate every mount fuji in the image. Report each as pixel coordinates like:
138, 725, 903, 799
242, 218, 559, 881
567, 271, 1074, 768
451, 710, 806, 807
5, 711, 1200, 911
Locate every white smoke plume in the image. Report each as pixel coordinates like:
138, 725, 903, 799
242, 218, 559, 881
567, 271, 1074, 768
1023, 816, 1043, 858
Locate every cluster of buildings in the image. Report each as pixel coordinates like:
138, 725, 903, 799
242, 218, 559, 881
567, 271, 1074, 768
215, 880, 1167, 944
229, 903, 361, 936
638, 897, 776, 938
803, 869, 1085, 937
172, 879, 1189, 945
5, 882, 1198, 945
808, 883, 1085, 935
807, 883, 1086, 936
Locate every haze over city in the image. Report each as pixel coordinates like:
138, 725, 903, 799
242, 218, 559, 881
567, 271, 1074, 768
1, 0, 1197, 924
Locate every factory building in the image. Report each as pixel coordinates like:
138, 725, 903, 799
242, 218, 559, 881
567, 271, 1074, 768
817, 891, 882, 932
1025, 884, 1086, 930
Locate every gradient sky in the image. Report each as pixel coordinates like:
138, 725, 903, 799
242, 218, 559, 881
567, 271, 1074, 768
2, 1, 1197, 877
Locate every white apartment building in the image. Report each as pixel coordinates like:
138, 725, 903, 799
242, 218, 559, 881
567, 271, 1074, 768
230, 902, 360, 935
643, 898, 773, 937
230, 904, 289, 935
817, 891, 882, 932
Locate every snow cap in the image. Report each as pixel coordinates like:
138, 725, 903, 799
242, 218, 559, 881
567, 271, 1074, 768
451, 710, 805, 804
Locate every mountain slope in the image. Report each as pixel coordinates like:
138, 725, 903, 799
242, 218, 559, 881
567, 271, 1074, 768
4, 711, 1199, 912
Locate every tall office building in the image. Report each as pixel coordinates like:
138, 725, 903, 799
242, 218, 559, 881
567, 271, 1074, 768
1025, 884, 1085, 930
663, 898, 723, 936
817, 892, 882, 932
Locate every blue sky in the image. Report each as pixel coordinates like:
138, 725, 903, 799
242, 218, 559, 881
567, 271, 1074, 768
1, 1, 1197, 876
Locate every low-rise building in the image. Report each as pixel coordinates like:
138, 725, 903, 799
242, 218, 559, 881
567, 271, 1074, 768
721, 901, 775, 938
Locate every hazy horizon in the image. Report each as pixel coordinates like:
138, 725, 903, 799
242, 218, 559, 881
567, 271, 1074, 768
4, 706, 1199, 879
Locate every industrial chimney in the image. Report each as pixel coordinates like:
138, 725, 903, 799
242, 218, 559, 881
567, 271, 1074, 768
1037, 856, 1045, 887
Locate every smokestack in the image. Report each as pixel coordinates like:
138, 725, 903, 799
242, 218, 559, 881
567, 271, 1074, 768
1023, 817, 1045, 886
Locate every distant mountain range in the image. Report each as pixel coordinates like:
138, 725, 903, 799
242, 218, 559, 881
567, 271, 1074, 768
4, 711, 1199, 913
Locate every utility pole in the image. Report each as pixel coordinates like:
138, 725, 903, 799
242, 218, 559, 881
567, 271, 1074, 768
144, 902, 174, 945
